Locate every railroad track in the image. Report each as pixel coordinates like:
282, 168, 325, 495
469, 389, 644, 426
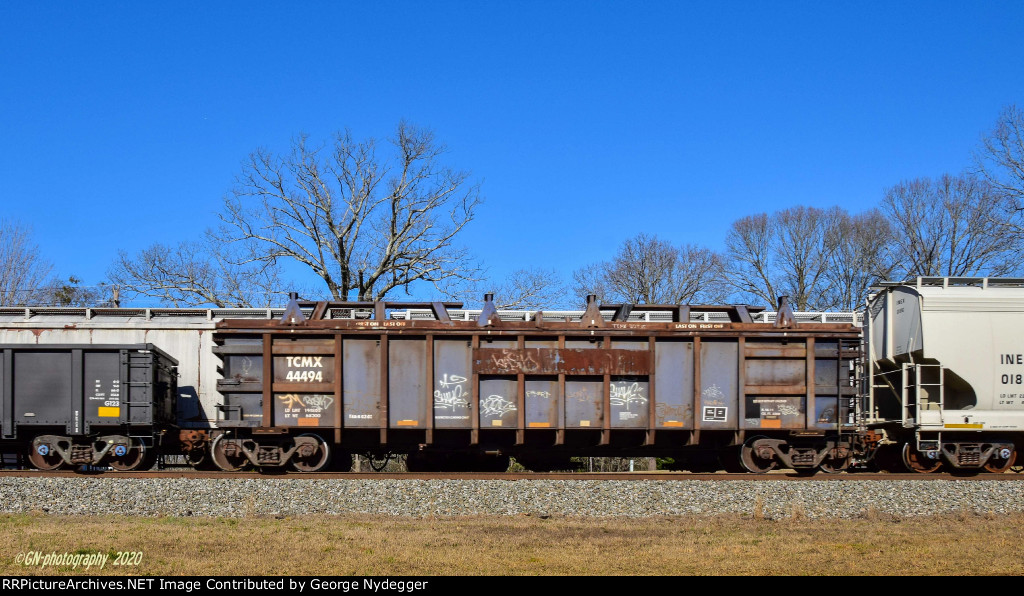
1, 469, 1022, 480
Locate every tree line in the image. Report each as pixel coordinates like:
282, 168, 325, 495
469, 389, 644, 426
4, 106, 1024, 311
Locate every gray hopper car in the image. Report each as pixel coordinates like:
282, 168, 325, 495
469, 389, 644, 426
0, 344, 178, 470
209, 294, 865, 473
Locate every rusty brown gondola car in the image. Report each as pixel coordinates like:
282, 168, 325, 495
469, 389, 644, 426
206, 294, 864, 473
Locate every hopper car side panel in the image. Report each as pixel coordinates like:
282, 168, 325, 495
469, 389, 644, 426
866, 278, 1024, 472
0, 344, 178, 470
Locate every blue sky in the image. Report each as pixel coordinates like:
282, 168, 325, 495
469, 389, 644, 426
2, 2, 1022, 305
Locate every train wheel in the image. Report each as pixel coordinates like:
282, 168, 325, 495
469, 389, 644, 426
740, 436, 778, 474
819, 456, 850, 474
290, 434, 331, 473
109, 439, 148, 471
211, 435, 249, 472
984, 448, 1017, 474
186, 448, 208, 470
901, 443, 943, 473
28, 438, 63, 471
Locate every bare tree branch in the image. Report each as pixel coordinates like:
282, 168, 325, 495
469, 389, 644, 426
219, 122, 482, 301
35, 276, 110, 307
723, 212, 782, 308
881, 173, 1018, 279
976, 105, 1024, 206
975, 104, 1024, 241
108, 234, 285, 307
724, 206, 864, 311
573, 234, 725, 306
484, 268, 568, 310
822, 209, 896, 310
0, 219, 52, 306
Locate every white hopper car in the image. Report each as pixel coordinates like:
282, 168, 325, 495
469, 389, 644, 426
866, 277, 1024, 473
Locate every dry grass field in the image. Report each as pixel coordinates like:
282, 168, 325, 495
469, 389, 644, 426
2, 511, 1024, 576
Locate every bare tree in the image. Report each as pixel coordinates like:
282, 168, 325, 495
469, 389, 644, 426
109, 235, 284, 307
220, 122, 482, 302
773, 206, 839, 310
881, 174, 1018, 279
977, 105, 1024, 208
35, 276, 107, 307
486, 268, 567, 310
723, 213, 778, 308
573, 234, 725, 306
822, 209, 896, 310
571, 262, 610, 305
725, 206, 865, 311
976, 104, 1024, 239
0, 219, 52, 306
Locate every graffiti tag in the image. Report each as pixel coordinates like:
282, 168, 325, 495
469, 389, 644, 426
480, 395, 517, 417
610, 382, 647, 409
434, 373, 470, 411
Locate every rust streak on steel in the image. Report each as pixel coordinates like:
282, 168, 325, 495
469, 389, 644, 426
646, 335, 656, 445
601, 336, 611, 446
426, 334, 434, 444
516, 335, 525, 445
334, 335, 343, 443
556, 335, 566, 446
471, 334, 480, 445
473, 348, 651, 375
738, 336, 746, 432
806, 337, 816, 431
379, 333, 388, 444
261, 333, 272, 427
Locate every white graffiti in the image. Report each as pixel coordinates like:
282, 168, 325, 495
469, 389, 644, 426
437, 374, 467, 389
488, 350, 540, 373
777, 404, 801, 416
434, 373, 470, 411
480, 395, 517, 417
610, 382, 647, 409
304, 394, 335, 410
526, 390, 552, 399
702, 384, 725, 405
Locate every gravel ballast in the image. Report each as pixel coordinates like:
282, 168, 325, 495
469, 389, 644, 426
1, 478, 1022, 519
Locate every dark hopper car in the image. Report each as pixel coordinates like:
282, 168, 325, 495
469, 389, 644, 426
0, 344, 177, 470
